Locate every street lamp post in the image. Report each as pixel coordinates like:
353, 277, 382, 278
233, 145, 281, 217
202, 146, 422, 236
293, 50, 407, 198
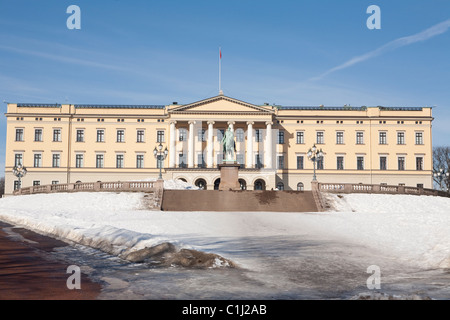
12, 164, 27, 190
153, 143, 168, 180
307, 144, 324, 181
433, 167, 449, 191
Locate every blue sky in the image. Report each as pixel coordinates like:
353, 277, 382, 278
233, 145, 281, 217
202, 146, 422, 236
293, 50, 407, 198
1, 0, 450, 174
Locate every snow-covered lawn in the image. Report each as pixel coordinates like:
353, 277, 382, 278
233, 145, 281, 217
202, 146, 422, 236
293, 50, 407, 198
0, 191, 449, 270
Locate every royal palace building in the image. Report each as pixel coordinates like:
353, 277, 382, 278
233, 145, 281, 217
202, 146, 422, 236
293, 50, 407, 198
4, 94, 433, 196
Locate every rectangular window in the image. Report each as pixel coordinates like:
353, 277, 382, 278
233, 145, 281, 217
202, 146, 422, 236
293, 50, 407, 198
14, 154, 23, 167
337, 156, 344, 170
117, 130, 125, 142
97, 130, 105, 142
277, 155, 284, 169
33, 154, 42, 168
317, 157, 324, 170
33, 181, 40, 186
357, 156, 364, 170
34, 129, 43, 142
297, 156, 304, 169
136, 155, 144, 168
75, 154, 84, 168
356, 132, 364, 145
336, 132, 344, 144
416, 157, 423, 171
52, 181, 59, 185
277, 131, 284, 144
398, 156, 405, 170
379, 132, 387, 145
236, 129, 244, 143
296, 131, 304, 144
137, 130, 145, 143
76, 129, 84, 142
157, 130, 165, 143
179, 129, 187, 142
415, 132, 423, 145
380, 156, 387, 170
197, 154, 205, 168
116, 154, 124, 168
316, 131, 324, 144
52, 154, 60, 168
255, 129, 263, 142
179, 153, 187, 168
96, 154, 104, 168
53, 129, 61, 142
397, 132, 405, 145
255, 154, 263, 168
236, 154, 245, 168
197, 129, 206, 142
216, 153, 223, 165
15, 128, 24, 141
217, 129, 224, 142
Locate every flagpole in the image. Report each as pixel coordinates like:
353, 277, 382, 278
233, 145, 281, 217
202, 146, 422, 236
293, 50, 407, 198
219, 47, 222, 95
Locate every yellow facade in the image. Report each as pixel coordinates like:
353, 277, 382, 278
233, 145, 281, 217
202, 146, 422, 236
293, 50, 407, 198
4, 94, 433, 195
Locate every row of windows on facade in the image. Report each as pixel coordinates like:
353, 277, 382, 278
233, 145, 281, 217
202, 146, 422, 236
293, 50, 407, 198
297, 131, 424, 145
15, 128, 165, 143
294, 155, 424, 171
15, 128, 425, 146
14, 152, 425, 172
20, 117, 164, 123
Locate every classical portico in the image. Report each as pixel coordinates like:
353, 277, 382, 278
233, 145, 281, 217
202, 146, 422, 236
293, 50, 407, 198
167, 95, 276, 170
165, 94, 277, 190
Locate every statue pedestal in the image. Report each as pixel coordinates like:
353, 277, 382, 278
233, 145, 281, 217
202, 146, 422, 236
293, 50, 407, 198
218, 163, 241, 191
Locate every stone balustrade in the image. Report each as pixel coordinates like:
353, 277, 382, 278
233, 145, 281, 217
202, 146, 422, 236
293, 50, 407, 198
317, 182, 449, 198
13, 180, 163, 196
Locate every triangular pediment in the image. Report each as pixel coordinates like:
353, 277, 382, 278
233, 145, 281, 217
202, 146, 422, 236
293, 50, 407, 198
169, 95, 274, 114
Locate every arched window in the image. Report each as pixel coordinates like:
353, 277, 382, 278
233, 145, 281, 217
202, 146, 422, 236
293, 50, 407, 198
254, 179, 266, 191
194, 178, 207, 190
277, 182, 284, 190
239, 179, 247, 190
297, 182, 304, 191
214, 178, 221, 190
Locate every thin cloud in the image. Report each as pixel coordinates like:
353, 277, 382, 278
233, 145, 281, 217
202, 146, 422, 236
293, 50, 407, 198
310, 19, 450, 81
0, 45, 128, 72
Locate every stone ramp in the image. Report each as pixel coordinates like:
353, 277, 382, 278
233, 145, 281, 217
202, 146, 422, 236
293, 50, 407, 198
161, 190, 318, 212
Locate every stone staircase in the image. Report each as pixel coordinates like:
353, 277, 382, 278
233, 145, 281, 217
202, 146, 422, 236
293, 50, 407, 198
161, 190, 318, 212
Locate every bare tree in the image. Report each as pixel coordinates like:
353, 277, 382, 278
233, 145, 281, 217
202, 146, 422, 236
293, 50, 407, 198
433, 146, 450, 191
0, 177, 4, 198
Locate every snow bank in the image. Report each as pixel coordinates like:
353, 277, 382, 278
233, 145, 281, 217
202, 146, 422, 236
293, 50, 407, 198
0, 191, 449, 270
0, 192, 175, 257
326, 193, 450, 269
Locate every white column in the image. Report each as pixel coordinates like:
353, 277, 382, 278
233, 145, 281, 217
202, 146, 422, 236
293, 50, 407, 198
207, 121, 215, 168
169, 121, 177, 168
188, 121, 195, 168
246, 121, 254, 168
265, 121, 273, 169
